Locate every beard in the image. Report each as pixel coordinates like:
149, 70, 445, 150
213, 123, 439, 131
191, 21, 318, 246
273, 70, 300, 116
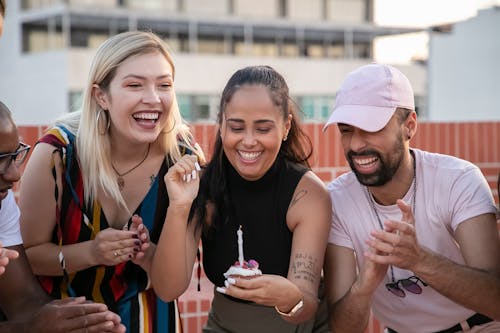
347, 132, 405, 187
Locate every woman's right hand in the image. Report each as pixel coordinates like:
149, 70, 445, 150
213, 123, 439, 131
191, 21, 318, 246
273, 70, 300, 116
90, 228, 142, 266
164, 154, 201, 206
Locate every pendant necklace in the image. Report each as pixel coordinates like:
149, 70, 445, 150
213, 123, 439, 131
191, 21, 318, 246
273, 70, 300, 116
366, 150, 417, 284
112, 143, 151, 191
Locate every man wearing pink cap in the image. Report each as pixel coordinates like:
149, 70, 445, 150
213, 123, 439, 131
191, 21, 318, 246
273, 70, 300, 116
323, 63, 500, 332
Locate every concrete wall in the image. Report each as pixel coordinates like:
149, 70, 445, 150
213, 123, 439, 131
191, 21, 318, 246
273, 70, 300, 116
428, 7, 500, 121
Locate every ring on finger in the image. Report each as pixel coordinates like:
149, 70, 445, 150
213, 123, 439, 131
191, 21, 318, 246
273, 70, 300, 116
113, 251, 119, 257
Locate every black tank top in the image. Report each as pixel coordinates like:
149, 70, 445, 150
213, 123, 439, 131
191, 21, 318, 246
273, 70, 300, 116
202, 156, 309, 287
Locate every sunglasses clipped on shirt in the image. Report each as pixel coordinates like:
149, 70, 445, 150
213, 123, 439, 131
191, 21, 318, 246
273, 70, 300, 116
0, 142, 31, 175
385, 265, 428, 297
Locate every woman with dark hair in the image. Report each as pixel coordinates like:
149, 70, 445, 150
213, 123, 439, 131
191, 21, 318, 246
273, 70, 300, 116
151, 65, 331, 332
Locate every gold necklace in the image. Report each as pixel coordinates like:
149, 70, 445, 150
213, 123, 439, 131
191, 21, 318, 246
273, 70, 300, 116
111, 143, 151, 191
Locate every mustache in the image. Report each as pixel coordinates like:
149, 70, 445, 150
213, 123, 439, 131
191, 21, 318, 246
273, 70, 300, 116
347, 150, 381, 160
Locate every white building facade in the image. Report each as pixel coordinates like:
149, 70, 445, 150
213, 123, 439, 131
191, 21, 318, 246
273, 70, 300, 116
427, 6, 500, 121
0, 0, 425, 126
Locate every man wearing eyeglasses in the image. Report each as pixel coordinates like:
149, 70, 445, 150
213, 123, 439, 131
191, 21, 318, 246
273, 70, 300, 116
323, 64, 500, 333
0, 101, 126, 332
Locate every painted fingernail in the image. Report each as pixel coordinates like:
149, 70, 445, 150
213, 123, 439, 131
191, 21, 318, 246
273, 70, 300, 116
182, 174, 187, 181
135, 240, 141, 246
132, 234, 139, 239
227, 277, 236, 285
194, 162, 201, 171
191, 169, 197, 180
128, 254, 132, 259
224, 280, 230, 288
187, 174, 192, 182
216, 287, 226, 294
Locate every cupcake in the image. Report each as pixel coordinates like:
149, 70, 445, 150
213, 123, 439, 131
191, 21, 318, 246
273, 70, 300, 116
223, 259, 262, 279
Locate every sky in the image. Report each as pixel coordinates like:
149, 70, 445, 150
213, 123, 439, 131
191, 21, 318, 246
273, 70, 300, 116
373, 0, 499, 63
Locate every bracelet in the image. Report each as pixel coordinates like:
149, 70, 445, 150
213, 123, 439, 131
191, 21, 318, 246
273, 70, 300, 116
274, 298, 304, 317
58, 250, 77, 297
58, 250, 67, 271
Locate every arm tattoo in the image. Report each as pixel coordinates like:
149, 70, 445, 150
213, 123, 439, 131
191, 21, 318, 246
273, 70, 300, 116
291, 252, 318, 284
290, 189, 308, 208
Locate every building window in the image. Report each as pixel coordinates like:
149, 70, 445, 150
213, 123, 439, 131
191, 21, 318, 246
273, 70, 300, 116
326, 0, 367, 24
69, 90, 83, 113
233, 0, 278, 18
278, 0, 287, 17
305, 44, 324, 58
298, 96, 334, 121
177, 95, 191, 120
21, 0, 59, 10
23, 28, 64, 53
198, 38, 226, 54
414, 95, 425, 118
177, 94, 218, 122
326, 44, 344, 58
191, 95, 211, 121
281, 43, 299, 57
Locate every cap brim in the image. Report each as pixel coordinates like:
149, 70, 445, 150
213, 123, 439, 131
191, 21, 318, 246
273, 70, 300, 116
323, 105, 396, 132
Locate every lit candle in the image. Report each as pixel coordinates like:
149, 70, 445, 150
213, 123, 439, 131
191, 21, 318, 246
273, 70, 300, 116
237, 225, 244, 266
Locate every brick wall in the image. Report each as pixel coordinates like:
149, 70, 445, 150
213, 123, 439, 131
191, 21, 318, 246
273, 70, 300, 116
15, 121, 500, 332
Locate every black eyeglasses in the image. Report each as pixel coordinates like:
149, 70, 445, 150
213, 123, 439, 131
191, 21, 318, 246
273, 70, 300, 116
0, 142, 31, 175
385, 267, 427, 297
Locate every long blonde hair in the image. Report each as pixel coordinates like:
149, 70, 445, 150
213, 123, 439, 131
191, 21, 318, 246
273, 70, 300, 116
57, 31, 202, 210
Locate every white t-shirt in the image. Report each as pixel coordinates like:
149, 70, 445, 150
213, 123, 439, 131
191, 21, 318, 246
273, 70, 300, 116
328, 149, 498, 332
0, 190, 23, 247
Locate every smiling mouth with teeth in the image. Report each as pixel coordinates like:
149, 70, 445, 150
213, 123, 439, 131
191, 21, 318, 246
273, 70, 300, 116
133, 112, 159, 122
355, 156, 378, 167
238, 151, 261, 161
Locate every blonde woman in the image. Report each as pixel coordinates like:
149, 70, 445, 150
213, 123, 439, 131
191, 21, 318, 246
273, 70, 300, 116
19, 31, 203, 333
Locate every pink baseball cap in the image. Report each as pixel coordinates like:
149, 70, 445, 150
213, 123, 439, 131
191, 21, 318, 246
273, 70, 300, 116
323, 63, 414, 132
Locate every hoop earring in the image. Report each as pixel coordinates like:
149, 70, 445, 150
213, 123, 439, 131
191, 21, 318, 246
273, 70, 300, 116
97, 108, 110, 135
162, 118, 176, 134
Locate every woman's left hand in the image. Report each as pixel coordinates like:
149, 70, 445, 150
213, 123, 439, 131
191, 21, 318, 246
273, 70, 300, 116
217, 274, 302, 309
128, 215, 154, 271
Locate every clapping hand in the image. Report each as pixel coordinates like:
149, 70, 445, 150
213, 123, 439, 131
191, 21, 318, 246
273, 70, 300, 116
91, 227, 142, 266
364, 199, 422, 270
128, 215, 154, 272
